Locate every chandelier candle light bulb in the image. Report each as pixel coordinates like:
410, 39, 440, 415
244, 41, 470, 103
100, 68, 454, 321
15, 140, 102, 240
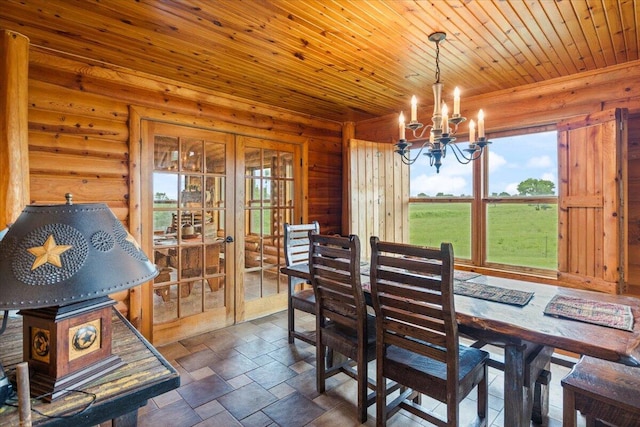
469, 119, 476, 143
399, 112, 405, 140
453, 87, 460, 117
442, 104, 449, 134
411, 96, 417, 122
478, 110, 485, 138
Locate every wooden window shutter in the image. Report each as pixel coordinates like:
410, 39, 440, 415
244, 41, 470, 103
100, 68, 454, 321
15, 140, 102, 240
345, 139, 409, 259
557, 109, 628, 293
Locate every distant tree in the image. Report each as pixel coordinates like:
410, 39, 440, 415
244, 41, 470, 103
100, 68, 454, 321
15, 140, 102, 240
436, 192, 445, 197
499, 191, 510, 197
517, 178, 555, 196
417, 192, 427, 197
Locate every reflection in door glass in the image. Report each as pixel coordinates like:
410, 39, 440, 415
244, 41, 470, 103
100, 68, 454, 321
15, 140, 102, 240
243, 146, 293, 301
152, 132, 227, 324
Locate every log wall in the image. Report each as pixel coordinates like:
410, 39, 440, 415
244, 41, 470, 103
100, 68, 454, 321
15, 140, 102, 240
25, 47, 343, 313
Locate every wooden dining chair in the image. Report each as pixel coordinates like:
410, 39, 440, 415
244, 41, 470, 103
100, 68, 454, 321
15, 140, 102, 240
283, 221, 319, 344
369, 237, 489, 427
308, 232, 377, 423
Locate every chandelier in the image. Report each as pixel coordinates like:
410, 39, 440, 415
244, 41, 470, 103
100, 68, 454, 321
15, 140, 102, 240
394, 32, 490, 172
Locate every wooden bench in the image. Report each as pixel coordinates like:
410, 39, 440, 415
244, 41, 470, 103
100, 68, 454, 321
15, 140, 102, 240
562, 355, 640, 427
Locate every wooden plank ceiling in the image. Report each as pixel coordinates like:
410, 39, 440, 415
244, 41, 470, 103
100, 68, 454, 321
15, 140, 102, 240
1, 0, 638, 122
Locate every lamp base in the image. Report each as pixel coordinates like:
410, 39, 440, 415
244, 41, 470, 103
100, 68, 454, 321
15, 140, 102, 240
19, 296, 124, 401
29, 353, 123, 401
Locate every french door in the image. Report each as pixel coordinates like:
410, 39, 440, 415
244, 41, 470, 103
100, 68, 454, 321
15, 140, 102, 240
142, 122, 235, 344
236, 136, 304, 321
141, 122, 303, 344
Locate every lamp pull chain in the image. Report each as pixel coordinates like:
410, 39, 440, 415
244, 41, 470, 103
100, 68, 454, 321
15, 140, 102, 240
65, 193, 73, 205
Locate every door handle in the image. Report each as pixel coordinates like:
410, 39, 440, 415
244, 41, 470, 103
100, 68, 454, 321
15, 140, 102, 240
225, 236, 234, 243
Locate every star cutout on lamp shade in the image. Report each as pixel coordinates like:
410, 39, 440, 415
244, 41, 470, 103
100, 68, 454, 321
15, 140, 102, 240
125, 232, 141, 250
27, 235, 73, 270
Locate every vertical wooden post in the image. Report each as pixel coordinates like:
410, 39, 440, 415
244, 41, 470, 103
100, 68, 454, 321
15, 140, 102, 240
341, 121, 355, 235
0, 29, 30, 226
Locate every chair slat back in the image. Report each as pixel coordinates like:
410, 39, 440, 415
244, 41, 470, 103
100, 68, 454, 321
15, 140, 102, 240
284, 221, 319, 267
309, 233, 364, 332
369, 238, 457, 365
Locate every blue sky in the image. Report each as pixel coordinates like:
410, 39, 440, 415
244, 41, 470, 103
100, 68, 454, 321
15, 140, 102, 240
410, 131, 557, 197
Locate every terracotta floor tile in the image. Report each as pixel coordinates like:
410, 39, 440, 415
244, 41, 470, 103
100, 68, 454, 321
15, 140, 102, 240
217, 382, 278, 420
177, 373, 234, 408
262, 392, 326, 427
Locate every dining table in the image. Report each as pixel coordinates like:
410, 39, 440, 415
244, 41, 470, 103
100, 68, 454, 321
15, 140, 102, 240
280, 263, 640, 427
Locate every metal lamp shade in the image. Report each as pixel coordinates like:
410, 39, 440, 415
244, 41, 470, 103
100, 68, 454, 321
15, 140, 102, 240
0, 202, 158, 309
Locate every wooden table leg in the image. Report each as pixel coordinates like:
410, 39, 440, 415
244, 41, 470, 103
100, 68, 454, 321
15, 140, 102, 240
503, 343, 553, 427
504, 343, 529, 427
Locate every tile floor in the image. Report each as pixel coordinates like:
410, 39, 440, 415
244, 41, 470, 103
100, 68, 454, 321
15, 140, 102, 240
138, 310, 588, 427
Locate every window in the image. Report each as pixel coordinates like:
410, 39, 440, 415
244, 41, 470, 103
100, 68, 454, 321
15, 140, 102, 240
409, 130, 558, 274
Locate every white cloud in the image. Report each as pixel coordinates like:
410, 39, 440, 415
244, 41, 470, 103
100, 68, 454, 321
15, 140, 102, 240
527, 155, 552, 168
505, 182, 520, 195
411, 169, 470, 196
541, 172, 555, 182
488, 151, 507, 172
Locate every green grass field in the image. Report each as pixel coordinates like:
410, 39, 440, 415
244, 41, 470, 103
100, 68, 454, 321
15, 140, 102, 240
409, 203, 557, 270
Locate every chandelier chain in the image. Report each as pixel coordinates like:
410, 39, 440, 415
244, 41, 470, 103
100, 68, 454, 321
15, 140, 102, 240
434, 40, 441, 84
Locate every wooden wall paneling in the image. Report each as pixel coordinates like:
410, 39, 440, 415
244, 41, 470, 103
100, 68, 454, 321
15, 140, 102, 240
28, 108, 129, 140
28, 131, 128, 158
28, 79, 129, 120
347, 139, 408, 259
27, 49, 343, 137
388, 143, 409, 243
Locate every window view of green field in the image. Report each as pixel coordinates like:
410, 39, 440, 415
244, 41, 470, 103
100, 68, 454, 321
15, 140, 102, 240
409, 203, 471, 259
409, 131, 558, 271
409, 203, 557, 269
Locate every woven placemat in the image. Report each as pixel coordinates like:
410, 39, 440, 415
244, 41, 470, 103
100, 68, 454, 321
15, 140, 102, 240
453, 281, 534, 306
544, 294, 634, 331
454, 271, 482, 281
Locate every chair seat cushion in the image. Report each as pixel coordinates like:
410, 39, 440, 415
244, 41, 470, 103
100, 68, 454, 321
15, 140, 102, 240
292, 288, 315, 313
386, 343, 489, 383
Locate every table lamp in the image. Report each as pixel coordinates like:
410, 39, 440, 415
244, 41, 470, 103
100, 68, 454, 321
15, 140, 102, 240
0, 194, 158, 401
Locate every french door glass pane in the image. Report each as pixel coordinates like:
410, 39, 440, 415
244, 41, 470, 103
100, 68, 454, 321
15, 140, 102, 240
152, 130, 227, 324
243, 146, 289, 302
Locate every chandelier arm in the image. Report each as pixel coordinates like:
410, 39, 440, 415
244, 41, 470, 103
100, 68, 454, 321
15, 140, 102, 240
447, 142, 481, 164
398, 140, 433, 165
411, 125, 432, 140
